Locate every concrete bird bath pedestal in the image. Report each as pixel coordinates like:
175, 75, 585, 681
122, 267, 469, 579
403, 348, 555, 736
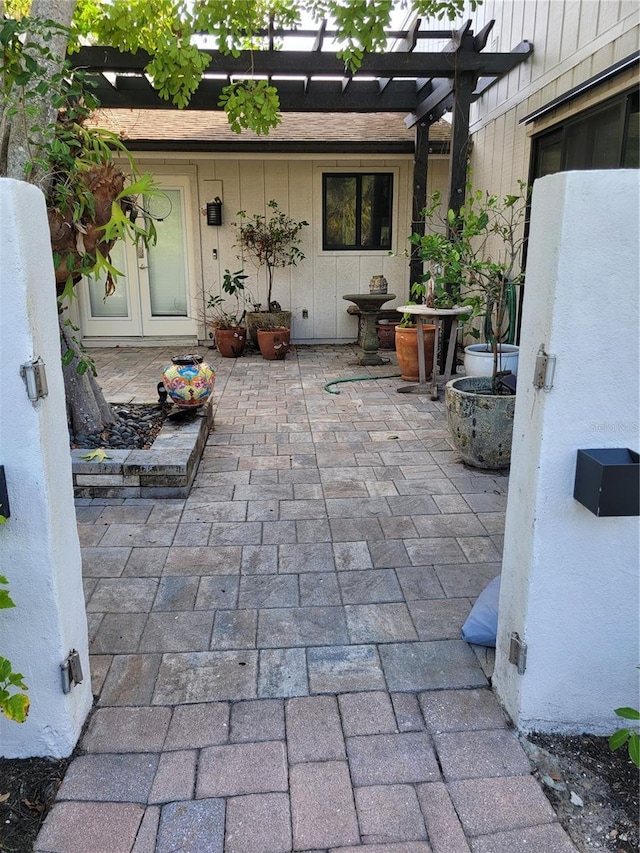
343, 293, 396, 365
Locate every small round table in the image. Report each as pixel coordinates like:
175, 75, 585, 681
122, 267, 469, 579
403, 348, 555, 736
395, 305, 473, 400
343, 293, 396, 366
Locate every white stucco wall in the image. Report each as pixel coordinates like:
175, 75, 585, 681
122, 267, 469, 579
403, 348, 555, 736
0, 179, 92, 757
494, 170, 640, 733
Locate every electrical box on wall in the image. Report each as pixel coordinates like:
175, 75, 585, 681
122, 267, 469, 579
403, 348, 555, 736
574, 448, 639, 517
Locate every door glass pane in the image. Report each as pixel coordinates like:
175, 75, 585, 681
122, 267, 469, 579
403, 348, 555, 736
88, 240, 128, 317
146, 189, 188, 316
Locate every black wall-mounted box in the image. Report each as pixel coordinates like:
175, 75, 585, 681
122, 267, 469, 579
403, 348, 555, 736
574, 448, 639, 517
0, 465, 9, 519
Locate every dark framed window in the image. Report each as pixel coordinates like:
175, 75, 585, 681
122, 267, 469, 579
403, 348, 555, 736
323, 172, 393, 250
530, 88, 639, 181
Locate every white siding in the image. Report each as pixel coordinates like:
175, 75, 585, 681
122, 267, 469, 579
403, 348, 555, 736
458, 0, 639, 192
144, 152, 450, 344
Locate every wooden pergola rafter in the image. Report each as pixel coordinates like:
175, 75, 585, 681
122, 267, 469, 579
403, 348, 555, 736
72, 19, 532, 286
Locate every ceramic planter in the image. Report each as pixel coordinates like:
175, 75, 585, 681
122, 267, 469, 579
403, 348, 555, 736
445, 376, 516, 469
214, 327, 247, 358
257, 328, 290, 360
395, 324, 436, 381
463, 343, 519, 377
161, 355, 215, 409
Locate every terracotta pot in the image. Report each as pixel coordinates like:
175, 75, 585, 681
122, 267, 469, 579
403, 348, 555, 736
395, 324, 436, 381
214, 327, 247, 358
257, 328, 290, 360
160, 355, 215, 409
376, 320, 399, 350
246, 311, 292, 346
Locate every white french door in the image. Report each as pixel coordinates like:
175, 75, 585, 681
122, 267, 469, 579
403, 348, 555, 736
78, 176, 198, 339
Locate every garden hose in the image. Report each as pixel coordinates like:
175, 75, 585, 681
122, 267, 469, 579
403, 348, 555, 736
324, 374, 401, 394
484, 281, 518, 344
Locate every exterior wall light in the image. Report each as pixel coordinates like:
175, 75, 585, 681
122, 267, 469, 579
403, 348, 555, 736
206, 197, 223, 226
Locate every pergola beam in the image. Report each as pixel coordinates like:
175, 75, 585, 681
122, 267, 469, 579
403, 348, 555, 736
72, 46, 531, 78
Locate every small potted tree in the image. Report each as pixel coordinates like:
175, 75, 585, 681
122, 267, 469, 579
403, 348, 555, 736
207, 269, 251, 358
443, 182, 529, 469
234, 200, 308, 355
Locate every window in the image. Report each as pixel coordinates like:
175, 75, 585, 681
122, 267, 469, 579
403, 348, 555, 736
323, 173, 393, 250
531, 89, 639, 181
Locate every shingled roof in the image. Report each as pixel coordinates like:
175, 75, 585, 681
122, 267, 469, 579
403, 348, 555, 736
92, 109, 451, 154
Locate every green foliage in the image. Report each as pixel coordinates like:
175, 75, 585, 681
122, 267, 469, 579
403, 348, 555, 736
219, 80, 281, 135
408, 181, 529, 386
610, 706, 640, 769
207, 269, 253, 329
234, 200, 309, 307
0, 578, 29, 725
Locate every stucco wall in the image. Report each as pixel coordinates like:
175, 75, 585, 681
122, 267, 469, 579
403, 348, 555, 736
493, 169, 640, 733
0, 179, 92, 757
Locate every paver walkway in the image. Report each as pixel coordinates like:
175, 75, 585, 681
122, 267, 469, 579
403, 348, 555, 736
36, 345, 577, 853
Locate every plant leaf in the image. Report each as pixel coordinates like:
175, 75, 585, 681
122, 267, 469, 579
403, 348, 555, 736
1, 693, 30, 723
628, 732, 640, 768
609, 729, 630, 751
614, 707, 640, 720
79, 449, 112, 462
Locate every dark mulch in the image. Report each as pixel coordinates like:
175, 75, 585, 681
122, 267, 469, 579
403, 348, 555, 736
0, 756, 71, 852
527, 732, 639, 852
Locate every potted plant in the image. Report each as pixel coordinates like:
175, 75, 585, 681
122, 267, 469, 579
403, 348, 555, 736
207, 269, 251, 357
394, 278, 437, 382
233, 199, 308, 351
442, 182, 529, 469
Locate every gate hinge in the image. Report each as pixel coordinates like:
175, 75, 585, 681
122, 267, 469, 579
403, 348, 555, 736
509, 632, 527, 674
61, 649, 84, 694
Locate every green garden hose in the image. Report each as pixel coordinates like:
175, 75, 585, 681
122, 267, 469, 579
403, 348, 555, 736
484, 281, 518, 345
324, 374, 401, 394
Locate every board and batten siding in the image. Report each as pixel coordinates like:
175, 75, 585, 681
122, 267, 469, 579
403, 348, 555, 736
193, 153, 449, 344
450, 0, 640, 193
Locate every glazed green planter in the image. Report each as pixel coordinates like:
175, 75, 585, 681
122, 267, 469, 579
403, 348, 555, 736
445, 376, 515, 470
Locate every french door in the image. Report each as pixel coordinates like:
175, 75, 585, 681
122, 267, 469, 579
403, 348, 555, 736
78, 176, 199, 339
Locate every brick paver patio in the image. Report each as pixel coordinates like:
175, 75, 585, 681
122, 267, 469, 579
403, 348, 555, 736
35, 345, 577, 852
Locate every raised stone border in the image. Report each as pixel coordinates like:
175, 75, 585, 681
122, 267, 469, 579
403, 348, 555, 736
71, 401, 213, 499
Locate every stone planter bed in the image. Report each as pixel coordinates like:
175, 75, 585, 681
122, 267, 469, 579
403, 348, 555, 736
71, 400, 213, 498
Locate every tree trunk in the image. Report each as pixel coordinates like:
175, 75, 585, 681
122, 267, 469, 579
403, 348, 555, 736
3, 0, 117, 436
3, 0, 76, 187
60, 319, 116, 438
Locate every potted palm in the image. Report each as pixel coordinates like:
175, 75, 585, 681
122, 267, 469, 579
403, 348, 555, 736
233, 200, 308, 354
207, 269, 252, 357
442, 182, 528, 469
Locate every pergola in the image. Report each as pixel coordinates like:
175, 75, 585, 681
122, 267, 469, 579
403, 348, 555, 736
73, 19, 533, 286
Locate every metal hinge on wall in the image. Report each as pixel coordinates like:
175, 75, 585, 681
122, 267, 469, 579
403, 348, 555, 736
509, 632, 527, 674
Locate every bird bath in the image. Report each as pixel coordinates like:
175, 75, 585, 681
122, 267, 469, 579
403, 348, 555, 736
343, 293, 396, 365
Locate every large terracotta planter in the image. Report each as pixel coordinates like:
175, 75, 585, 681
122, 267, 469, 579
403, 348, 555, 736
445, 376, 515, 470
214, 327, 247, 358
246, 311, 292, 347
395, 324, 436, 381
257, 328, 290, 360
